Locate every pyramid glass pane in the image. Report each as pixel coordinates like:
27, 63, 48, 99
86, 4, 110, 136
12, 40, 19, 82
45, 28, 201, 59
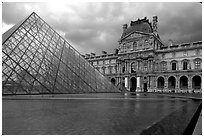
2, 12, 119, 94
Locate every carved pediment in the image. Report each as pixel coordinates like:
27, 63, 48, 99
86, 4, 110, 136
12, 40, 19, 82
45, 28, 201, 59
125, 32, 144, 40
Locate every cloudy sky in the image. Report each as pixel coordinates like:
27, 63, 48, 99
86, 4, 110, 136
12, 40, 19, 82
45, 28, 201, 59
2, 2, 202, 55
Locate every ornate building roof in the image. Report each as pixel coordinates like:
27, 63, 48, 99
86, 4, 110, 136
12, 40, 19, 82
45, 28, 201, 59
121, 17, 153, 39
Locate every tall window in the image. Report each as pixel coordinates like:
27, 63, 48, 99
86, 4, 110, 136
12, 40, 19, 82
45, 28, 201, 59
161, 61, 167, 71
131, 62, 136, 73
195, 60, 201, 69
105, 67, 109, 74
133, 42, 137, 50
122, 66, 125, 73
102, 67, 106, 74
162, 53, 165, 58
196, 49, 200, 56
172, 62, 176, 70
183, 62, 188, 70
172, 52, 175, 58
138, 61, 141, 71
143, 61, 148, 71
183, 51, 187, 56
108, 66, 112, 74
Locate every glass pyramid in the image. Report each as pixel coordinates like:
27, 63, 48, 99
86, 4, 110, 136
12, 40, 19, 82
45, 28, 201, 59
2, 12, 119, 94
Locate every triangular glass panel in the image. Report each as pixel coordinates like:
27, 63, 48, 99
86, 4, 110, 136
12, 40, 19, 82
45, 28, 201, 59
2, 12, 119, 94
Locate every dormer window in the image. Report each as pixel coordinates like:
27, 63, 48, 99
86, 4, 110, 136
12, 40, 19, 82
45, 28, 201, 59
183, 62, 188, 70
183, 51, 187, 56
133, 42, 137, 50
172, 52, 176, 58
172, 63, 176, 70
171, 61, 177, 70
194, 58, 201, 69
162, 53, 165, 58
161, 61, 167, 71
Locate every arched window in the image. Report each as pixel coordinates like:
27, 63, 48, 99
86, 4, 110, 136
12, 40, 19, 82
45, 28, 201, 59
168, 76, 176, 89
122, 65, 125, 73
192, 75, 201, 89
108, 66, 112, 74
138, 60, 142, 71
161, 61, 167, 71
171, 60, 177, 70
180, 76, 188, 89
182, 59, 189, 70
194, 58, 201, 69
131, 62, 136, 73
143, 61, 148, 71
133, 42, 137, 50
157, 77, 164, 89
111, 78, 116, 85
114, 65, 117, 73
183, 62, 188, 70
102, 66, 106, 74
130, 77, 137, 92
105, 67, 109, 74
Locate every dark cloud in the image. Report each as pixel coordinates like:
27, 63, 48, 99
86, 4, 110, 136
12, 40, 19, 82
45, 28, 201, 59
2, 2, 202, 55
2, 2, 26, 24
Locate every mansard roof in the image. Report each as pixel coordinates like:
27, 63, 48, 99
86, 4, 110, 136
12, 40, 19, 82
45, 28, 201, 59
121, 17, 153, 39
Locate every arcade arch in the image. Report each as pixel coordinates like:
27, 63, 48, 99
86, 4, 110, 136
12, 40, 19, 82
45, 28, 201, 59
157, 76, 164, 89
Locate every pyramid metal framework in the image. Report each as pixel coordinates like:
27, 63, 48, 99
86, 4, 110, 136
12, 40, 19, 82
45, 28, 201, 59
2, 12, 119, 94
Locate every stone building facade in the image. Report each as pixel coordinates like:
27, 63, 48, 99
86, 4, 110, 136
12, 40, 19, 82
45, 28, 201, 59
85, 16, 202, 93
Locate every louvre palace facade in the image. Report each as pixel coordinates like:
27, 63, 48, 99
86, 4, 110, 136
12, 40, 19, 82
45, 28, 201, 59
85, 16, 202, 93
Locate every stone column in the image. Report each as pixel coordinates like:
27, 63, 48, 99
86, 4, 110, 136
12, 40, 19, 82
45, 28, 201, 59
164, 75, 168, 92
125, 77, 128, 89
126, 61, 130, 73
148, 76, 152, 92
136, 76, 141, 92
175, 75, 180, 93
148, 60, 153, 71
116, 77, 118, 86
154, 76, 157, 92
148, 60, 152, 71
124, 61, 127, 72
188, 75, 192, 93
137, 60, 141, 71
137, 77, 140, 88
135, 77, 137, 91
137, 60, 139, 71
117, 63, 120, 73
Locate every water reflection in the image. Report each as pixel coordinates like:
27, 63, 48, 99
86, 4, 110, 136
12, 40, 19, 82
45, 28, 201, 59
2, 94, 195, 135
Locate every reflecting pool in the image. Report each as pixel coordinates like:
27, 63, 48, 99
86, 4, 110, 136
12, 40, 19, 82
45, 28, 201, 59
2, 93, 199, 135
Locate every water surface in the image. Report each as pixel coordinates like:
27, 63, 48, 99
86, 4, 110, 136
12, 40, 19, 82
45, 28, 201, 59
2, 93, 195, 135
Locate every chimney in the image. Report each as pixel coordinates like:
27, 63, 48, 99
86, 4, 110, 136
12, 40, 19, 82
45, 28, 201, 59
85, 54, 90, 58
123, 24, 127, 32
91, 53, 96, 57
168, 39, 173, 47
115, 48, 119, 55
102, 51, 107, 55
152, 16, 158, 33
